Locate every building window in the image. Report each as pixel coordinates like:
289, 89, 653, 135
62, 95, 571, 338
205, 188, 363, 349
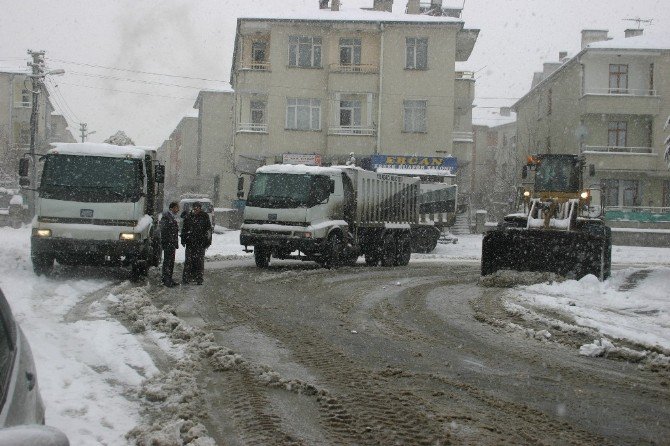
286, 98, 321, 131
252, 42, 267, 63
602, 179, 640, 207
405, 37, 428, 69
339, 38, 361, 66
663, 180, 670, 207
403, 100, 427, 132
609, 64, 628, 94
547, 89, 552, 115
608, 121, 627, 147
288, 36, 322, 68
21, 90, 30, 107
251, 100, 266, 124
339, 100, 361, 127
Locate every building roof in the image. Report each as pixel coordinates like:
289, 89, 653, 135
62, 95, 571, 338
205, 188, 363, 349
587, 33, 670, 51
240, 3, 463, 25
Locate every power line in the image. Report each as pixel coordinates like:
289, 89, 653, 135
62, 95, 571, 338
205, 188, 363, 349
43, 83, 77, 127
55, 81, 197, 100
46, 57, 230, 84
45, 78, 81, 124
67, 70, 207, 90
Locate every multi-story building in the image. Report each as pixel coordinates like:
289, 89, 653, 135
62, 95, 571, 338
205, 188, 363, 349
230, 0, 479, 195
49, 114, 77, 144
161, 116, 198, 200
0, 70, 56, 185
513, 29, 670, 214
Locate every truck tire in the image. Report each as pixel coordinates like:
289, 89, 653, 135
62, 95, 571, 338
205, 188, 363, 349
364, 253, 379, 266
396, 232, 412, 266
254, 246, 271, 268
32, 253, 54, 276
380, 232, 396, 267
323, 233, 343, 269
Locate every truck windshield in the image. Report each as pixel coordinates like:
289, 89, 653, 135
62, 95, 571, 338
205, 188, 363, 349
534, 156, 580, 193
247, 173, 330, 209
40, 155, 144, 203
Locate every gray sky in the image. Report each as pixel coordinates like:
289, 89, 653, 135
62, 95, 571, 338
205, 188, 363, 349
1, 0, 668, 146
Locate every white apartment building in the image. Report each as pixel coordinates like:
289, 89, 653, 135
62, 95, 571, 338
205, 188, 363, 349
230, 0, 479, 196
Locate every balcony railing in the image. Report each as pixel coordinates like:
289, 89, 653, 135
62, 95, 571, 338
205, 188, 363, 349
455, 71, 475, 80
328, 126, 375, 136
452, 131, 474, 142
583, 88, 657, 96
239, 61, 271, 71
237, 123, 268, 133
14, 101, 31, 108
581, 145, 654, 154
329, 64, 378, 74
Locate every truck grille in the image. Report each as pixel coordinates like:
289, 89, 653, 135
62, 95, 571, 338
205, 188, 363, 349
38, 216, 138, 227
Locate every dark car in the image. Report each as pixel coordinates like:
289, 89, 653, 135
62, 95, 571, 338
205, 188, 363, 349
0, 289, 69, 445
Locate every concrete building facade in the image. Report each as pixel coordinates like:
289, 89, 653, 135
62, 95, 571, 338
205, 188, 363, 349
513, 30, 670, 215
230, 0, 479, 197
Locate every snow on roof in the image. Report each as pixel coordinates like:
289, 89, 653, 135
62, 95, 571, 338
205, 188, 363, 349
587, 33, 670, 51
0, 68, 29, 75
49, 143, 150, 159
257, 164, 343, 175
241, 3, 462, 25
472, 109, 517, 128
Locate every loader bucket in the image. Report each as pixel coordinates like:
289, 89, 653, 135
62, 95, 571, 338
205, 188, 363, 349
481, 226, 611, 281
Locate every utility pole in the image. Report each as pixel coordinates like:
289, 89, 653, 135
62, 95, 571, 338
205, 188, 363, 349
26, 49, 64, 216
27, 50, 45, 217
79, 122, 95, 142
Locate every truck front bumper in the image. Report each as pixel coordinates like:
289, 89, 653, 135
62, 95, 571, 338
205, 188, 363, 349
240, 231, 325, 253
31, 236, 145, 258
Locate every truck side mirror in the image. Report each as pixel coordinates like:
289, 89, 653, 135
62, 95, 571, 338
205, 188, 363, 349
19, 177, 30, 187
18, 158, 30, 177
521, 165, 528, 179
237, 177, 245, 198
589, 164, 595, 177
155, 165, 165, 183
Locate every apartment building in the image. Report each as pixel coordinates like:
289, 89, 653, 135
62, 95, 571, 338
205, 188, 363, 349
0, 70, 56, 185
160, 116, 198, 200
513, 29, 670, 214
230, 0, 479, 195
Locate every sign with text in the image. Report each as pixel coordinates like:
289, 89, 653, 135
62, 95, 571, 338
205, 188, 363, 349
282, 153, 322, 166
371, 154, 458, 176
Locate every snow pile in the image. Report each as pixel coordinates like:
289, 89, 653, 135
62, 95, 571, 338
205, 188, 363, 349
109, 284, 328, 445
508, 268, 670, 368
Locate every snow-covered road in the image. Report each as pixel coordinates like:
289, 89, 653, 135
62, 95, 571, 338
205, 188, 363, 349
0, 226, 668, 444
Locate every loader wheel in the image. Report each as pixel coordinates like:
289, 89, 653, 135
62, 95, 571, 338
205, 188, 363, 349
380, 232, 396, 267
254, 246, 271, 268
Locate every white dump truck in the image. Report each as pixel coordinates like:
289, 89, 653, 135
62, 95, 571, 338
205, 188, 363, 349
240, 164, 420, 268
19, 143, 165, 278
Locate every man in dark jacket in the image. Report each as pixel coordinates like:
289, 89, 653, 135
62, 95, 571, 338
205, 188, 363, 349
181, 201, 212, 285
159, 201, 180, 287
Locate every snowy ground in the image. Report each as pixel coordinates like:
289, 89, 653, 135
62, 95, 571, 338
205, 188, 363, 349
0, 227, 668, 444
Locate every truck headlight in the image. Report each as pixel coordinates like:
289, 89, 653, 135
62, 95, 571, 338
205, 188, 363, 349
296, 231, 312, 238
523, 190, 531, 198
580, 191, 589, 199
119, 233, 140, 241
32, 228, 51, 237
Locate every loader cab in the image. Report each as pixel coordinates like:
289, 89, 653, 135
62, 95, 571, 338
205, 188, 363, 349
532, 154, 581, 193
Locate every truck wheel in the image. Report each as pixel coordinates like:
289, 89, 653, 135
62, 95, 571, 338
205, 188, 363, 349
364, 253, 379, 266
32, 253, 54, 276
323, 233, 343, 269
396, 232, 412, 266
254, 246, 271, 268
380, 232, 396, 267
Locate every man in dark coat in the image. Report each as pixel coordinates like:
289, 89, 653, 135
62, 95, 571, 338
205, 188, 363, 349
181, 201, 212, 285
159, 201, 180, 287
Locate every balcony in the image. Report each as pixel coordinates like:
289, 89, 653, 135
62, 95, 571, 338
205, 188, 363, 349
582, 145, 653, 154
14, 101, 31, 108
329, 64, 378, 74
453, 131, 474, 143
237, 123, 268, 133
454, 72, 475, 112
580, 88, 660, 116
328, 126, 375, 136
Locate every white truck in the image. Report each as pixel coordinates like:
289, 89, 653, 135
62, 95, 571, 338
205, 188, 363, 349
19, 143, 165, 278
240, 164, 420, 268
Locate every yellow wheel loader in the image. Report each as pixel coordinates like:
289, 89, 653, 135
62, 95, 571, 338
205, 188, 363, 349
481, 154, 611, 280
